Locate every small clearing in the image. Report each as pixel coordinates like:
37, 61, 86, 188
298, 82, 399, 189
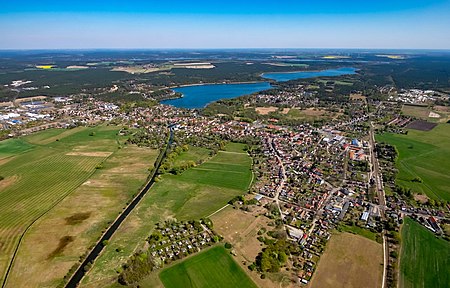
255, 106, 278, 115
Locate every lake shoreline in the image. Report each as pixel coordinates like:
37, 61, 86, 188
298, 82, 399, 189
167, 80, 269, 89
161, 82, 273, 109
161, 67, 357, 108
261, 67, 357, 82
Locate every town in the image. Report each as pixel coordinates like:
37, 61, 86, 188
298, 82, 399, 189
2, 81, 448, 287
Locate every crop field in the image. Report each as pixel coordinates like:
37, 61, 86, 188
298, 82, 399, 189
81, 143, 253, 287
400, 217, 450, 288
0, 138, 34, 159
310, 232, 383, 288
0, 126, 157, 287
376, 124, 450, 201
159, 246, 257, 288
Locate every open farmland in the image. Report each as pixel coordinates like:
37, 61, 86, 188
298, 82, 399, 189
0, 126, 157, 287
211, 205, 284, 288
310, 232, 383, 288
400, 217, 450, 288
0, 138, 34, 159
81, 143, 253, 287
376, 124, 450, 201
159, 246, 257, 288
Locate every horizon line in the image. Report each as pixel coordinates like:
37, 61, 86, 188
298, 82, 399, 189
1, 47, 450, 51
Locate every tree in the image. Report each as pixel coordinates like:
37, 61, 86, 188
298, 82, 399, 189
278, 251, 288, 264
260, 252, 271, 272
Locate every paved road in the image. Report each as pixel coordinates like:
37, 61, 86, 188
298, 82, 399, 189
368, 121, 388, 288
269, 137, 287, 219
369, 121, 386, 215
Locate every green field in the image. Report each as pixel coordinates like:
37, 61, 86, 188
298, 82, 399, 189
376, 124, 450, 201
172, 145, 211, 168
338, 224, 380, 243
0, 138, 34, 158
159, 246, 257, 288
400, 217, 450, 288
82, 143, 253, 286
0, 126, 157, 287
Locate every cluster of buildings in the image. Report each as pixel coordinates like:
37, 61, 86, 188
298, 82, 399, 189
2, 82, 449, 286
0, 96, 121, 137
147, 221, 216, 265
391, 89, 438, 104
0, 97, 53, 131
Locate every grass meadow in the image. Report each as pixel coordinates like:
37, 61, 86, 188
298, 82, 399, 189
82, 143, 253, 287
310, 232, 383, 288
0, 126, 157, 287
159, 246, 257, 288
400, 217, 450, 288
376, 124, 450, 201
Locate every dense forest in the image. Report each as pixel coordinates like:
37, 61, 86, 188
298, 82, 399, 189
0, 50, 449, 102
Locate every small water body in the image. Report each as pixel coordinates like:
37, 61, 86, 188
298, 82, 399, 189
261, 67, 357, 82
161, 82, 273, 109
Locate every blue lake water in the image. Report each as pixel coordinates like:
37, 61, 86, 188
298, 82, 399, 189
261, 67, 357, 82
161, 82, 273, 109
161, 67, 357, 108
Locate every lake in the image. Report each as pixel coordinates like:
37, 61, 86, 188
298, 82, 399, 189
161, 67, 357, 108
261, 67, 357, 82
161, 82, 272, 109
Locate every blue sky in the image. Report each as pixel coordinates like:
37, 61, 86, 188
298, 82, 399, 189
1, 0, 449, 49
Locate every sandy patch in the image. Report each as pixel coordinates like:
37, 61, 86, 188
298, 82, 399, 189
414, 194, 429, 204
349, 93, 367, 101
376, 54, 405, 59
0, 175, 19, 191
0, 101, 13, 107
255, 106, 278, 115
111, 66, 163, 74
281, 108, 291, 114
66, 65, 89, 69
428, 111, 441, 118
14, 96, 47, 104
172, 62, 215, 69
0, 156, 14, 166
66, 151, 112, 157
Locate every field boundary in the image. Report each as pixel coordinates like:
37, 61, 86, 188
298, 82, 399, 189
1, 152, 115, 288
206, 204, 230, 218
64, 127, 172, 287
